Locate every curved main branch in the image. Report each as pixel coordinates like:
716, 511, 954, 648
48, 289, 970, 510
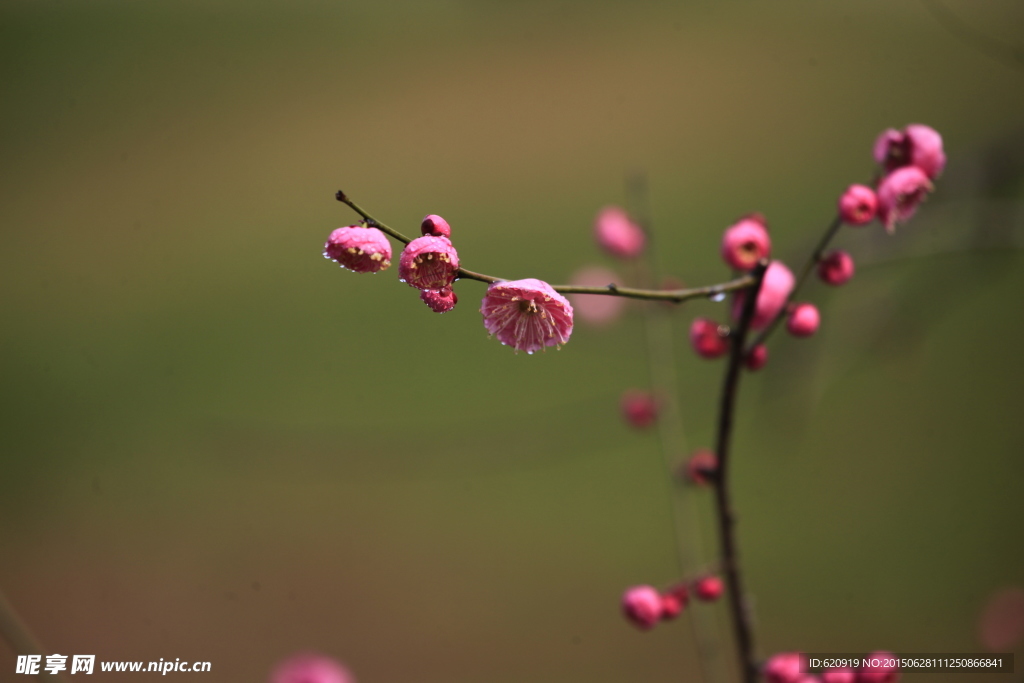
336, 190, 755, 303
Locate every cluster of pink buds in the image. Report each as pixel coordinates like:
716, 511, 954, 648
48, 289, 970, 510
764, 651, 899, 683
622, 574, 725, 631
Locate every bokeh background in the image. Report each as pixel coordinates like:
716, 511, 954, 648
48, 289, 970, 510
2, 1, 1023, 681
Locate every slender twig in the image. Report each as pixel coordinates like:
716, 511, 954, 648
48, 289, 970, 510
747, 214, 843, 350
0, 587, 71, 682
712, 259, 768, 683
336, 190, 755, 302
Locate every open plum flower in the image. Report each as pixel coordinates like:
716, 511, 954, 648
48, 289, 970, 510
480, 278, 574, 354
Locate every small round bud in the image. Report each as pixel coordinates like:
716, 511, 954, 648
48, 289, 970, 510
764, 652, 804, 683
690, 318, 729, 359
859, 651, 900, 683
399, 235, 460, 290
421, 214, 451, 238
838, 184, 878, 226
621, 586, 662, 631
620, 389, 658, 429
817, 250, 855, 286
876, 166, 934, 234
821, 668, 855, 683
271, 653, 354, 683
420, 286, 458, 313
693, 575, 724, 602
684, 449, 718, 486
595, 206, 645, 259
744, 344, 768, 371
787, 303, 820, 338
324, 226, 392, 273
721, 215, 771, 270
659, 593, 684, 620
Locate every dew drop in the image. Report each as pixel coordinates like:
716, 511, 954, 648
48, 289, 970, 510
709, 292, 726, 302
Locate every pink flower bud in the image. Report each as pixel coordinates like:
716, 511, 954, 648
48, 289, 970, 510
694, 575, 724, 602
744, 344, 768, 371
733, 261, 795, 329
567, 266, 626, 326
399, 235, 460, 290
421, 214, 451, 238
821, 668, 856, 683
978, 587, 1024, 651
787, 303, 820, 337
324, 226, 392, 273
620, 389, 658, 429
621, 585, 662, 631
874, 125, 945, 180
271, 653, 354, 683
690, 318, 729, 359
595, 206, 645, 259
764, 652, 804, 683
721, 215, 771, 270
859, 651, 900, 683
838, 184, 878, 226
481, 278, 574, 354
684, 449, 718, 486
420, 286, 458, 313
818, 250, 855, 286
876, 166, 934, 234
659, 593, 684, 620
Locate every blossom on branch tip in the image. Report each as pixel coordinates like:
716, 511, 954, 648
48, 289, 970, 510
693, 575, 724, 601
744, 344, 768, 371
421, 214, 451, 238
480, 278, 574, 354
620, 389, 658, 429
690, 318, 729, 359
721, 214, 771, 270
818, 250, 855, 286
567, 266, 626, 326
874, 124, 945, 180
838, 185, 878, 226
595, 206, 645, 259
420, 286, 458, 313
732, 260, 795, 329
399, 235, 460, 290
787, 303, 820, 337
876, 166, 934, 234
271, 653, 354, 683
621, 586, 662, 630
324, 226, 392, 273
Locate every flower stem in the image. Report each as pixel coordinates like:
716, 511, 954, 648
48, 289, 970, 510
712, 259, 768, 683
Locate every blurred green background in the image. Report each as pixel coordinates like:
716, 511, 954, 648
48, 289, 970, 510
2, 1, 1023, 681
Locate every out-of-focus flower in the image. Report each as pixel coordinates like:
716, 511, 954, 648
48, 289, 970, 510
594, 206, 645, 259
764, 652, 803, 683
620, 389, 658, 429
622, 585, 662, 631
818, 250, 855, 286
876, 166, 934, 234
838, 185, 878, 226
690, 318, 729, 359
733, 261, 795, 329
874, 124, 945, 180
721, 214, 772, 270
271, 653, 354, 683
787, 303, 820, 338
978, 587, 1024, 651
566, 266, 626, 326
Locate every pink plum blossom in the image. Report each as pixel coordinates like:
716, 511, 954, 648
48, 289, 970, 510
271, 653, 354, 683
818, 250, 855, 286
721, 214, 771, 270
620, 389, 658, 429
876, 166, 934, 234
480, 278, 574, 354
787, 303, 820, 337
690, 318, 729, 359
622, 585, 662, 630
594, 206, 645, 259
420, 214, 452, 238
733, 260, 795, 329
323, 226, 392, 273
399, 235, 460, 290
838, 185, 878, 226
874, 124, 945, 180
764, 652, 804, 683
420, 286, 458, 313
566, 266, 626, 326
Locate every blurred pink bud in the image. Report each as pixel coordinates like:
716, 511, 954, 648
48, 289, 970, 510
620, 389, 658, 429
684, 449, 718, 486
694, 575, 724, 601
876, 167, 934, 234
838, 184, 878, 226
744, 344, 769, 371
978, 587, 1024, 651
721, 215, 771, 270
622, 585, 662, 631
480, 278, 573, 354
733, 261, 795, 329
858, 651, 899, 683
764, 652, 804, 683
874, 124, 945, 180
566, 266, 626, 326
399, 236, 460, 290
818, 250, 855, 286
821, 668, 856, 683
271, 653, 354, 683
659, 593, 685, 620
787, 303, 820, 337
690, 318, 729, 359
324, 226, 392, 273
420, 286, 458, 313
595, 206, 645, 259
421, 214, 452, 238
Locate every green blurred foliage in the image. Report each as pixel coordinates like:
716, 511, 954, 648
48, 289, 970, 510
1, 1, 1023, 681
